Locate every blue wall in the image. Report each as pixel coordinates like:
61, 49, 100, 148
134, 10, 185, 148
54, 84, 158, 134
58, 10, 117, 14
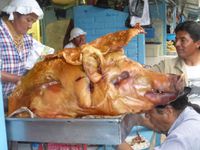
149, 2, 167, 54
73, 6, 145, 64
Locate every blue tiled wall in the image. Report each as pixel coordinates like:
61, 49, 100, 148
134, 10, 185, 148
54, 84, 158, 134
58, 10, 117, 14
73, 6, 145, 64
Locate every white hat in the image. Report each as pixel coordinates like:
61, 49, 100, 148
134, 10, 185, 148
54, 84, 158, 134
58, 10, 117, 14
69, 27, 86, 41
2, 0, 43, 20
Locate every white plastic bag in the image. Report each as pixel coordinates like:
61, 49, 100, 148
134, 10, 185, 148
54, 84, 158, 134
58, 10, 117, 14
25, 39, 55, 70
129, 0, 150, 26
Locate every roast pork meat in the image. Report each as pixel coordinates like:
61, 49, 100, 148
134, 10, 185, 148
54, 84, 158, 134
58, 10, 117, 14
8, 24, 185, 118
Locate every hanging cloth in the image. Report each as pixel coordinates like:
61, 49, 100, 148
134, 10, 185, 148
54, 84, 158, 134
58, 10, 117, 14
129, 0, 150, 26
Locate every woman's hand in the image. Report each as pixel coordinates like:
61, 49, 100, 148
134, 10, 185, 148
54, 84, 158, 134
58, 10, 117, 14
1, 71, 21, 83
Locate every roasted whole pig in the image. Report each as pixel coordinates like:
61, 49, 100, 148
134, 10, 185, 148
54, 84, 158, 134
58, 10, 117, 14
8, 24, 185, 118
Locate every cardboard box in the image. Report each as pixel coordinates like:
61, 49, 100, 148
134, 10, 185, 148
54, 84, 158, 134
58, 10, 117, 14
145, 44, 161, 57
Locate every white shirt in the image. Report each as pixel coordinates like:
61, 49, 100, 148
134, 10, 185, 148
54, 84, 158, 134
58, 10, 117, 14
64, 42, 76, 48
185, 64, 200, 106
185, 64, 200, 80
154, 107, 200, 150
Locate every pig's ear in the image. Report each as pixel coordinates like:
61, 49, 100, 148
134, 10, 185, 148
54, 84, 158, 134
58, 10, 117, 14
82, 45, 104, 83
62, 48, 82, 65
89, 24, 144, 53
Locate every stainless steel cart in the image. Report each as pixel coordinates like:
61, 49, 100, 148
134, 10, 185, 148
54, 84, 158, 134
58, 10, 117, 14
6, 114, 140, 150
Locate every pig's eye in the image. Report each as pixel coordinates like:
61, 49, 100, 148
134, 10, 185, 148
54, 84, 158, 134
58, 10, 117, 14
111, 71, 130, 86
120, 71, 130, 79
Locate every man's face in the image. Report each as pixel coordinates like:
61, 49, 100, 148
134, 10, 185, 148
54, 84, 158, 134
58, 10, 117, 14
145, 108, 170, 134
73, 34, 86, 47
175, 31, 199, 59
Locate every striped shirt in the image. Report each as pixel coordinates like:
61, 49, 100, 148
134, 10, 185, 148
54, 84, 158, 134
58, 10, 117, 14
0, 18, 33, 100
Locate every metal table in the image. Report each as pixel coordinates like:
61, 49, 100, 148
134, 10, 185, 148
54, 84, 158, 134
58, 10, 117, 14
6, 114, 140, 149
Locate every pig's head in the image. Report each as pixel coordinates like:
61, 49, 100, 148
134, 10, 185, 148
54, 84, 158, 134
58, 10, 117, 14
138, 71, 185, 106
105, 59, 185, 109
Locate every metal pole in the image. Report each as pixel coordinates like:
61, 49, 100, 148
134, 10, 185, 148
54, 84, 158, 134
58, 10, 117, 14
0, 75, 8, 150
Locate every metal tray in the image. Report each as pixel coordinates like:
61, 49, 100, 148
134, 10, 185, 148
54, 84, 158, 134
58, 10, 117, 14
6, 114, 139, 145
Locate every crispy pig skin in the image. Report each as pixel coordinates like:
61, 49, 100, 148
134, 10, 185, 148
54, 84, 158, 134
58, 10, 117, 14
8, 24, 185, 118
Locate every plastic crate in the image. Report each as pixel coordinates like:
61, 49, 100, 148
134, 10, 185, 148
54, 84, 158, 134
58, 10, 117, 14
167, 34, 175, 41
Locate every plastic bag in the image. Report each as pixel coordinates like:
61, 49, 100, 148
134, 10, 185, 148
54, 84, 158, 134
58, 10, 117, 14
125, 0, 150, 27
25, 39, 55, 70
129, 0, 144, 17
